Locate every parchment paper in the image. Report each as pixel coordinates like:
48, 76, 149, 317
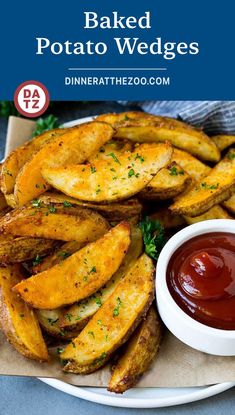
1, 116, 235, 387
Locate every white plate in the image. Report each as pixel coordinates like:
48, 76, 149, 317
39, 116, 234, 407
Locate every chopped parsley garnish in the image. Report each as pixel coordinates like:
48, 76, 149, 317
135, 153, 145, 163
90, 165, 96, 173
97, 319, 102, 325
32, 114, 59, 137
31, 199, 42, 208
93, 352, 107, 365
90, 266, 97, 273
113, 297, 122, 317
32, 254, 42, 266
95, 298, 102, 307
88, 331, 95, 339
48, 206, 57, 213
63, 200, 72, 207
107, 152, 121, 165
57, 347, 64, 355
169, 166, 184, 176
124, 114, 130, 121
47, 318, 59, 326
201, 182, 218, 190
76, 315, 81, 321
128, 169, 135, 178
65, 313, 72, 321
96, 187, 101, 194
57, 251, 71, 260
139, 216, 166, 260
227, 152, 235, 160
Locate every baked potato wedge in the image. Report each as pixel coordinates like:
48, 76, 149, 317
0, 264, 48, 361
184, 205, 232, 225
42, 143, 173, 202
223, 194, 235, 214
1, 128, 66, 195
14, 122, 114, 206
99, 113, 220, 162
0, 204, 109, 242
61, 253, 154, 374
13, 222, 131, 309
39, 192, 142, 221
170, 149, 235, 217
59, 226, 143, 331
150, 208, 185, 229
36, 309, 80, 339
108, 306, 162, 393
211, 135, 235, 151
140, 162, 192, 200
0, 235, 57, 263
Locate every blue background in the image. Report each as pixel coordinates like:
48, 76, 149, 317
0, 0, 235, 99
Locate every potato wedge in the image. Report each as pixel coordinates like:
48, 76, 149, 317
172, 149, 211, 182
13, 222, 131, 309
59, 226, 143, 331
32, 240, 85, 274
1, 128, 66, 195
223, 194, 235, 214
0, 264, 48, 361
14, 122, 114, 206
42, 143, 173, 202
99, 113, 220, 162
36, 309, 80, 339
0, 204, 109, 242
108, 306, 162, 393
61, 253, 154, 374
0, 235, 57, 263
150, 208, 185, 229
170, 149, 235, 217
184, 205, 232, 225
39, 192, 142, 221
211, 135, 235, 151
140, 162, 192, 200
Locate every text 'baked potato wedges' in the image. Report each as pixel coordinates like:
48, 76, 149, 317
13, 222, 131, 309
59, 226, 143, 331
99, 113, 220, 163
42, 143, 173, 202
0, 235, 57, 264
36, 309, 80, 340
184, 205, 232, 225
170, 149, 235, 217
211, 135, 235, 151
0, 204, 109, 242
1, 128, 66, 195
0, 265, 48, 361
61, 253, 154, 374
140, 162, 192, 200
14, 121, 114, 206
39, 192, 142, 221
108, 305, 162, 393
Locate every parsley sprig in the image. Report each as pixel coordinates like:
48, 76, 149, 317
139, 217, 166, 260
32, 115, 59, 137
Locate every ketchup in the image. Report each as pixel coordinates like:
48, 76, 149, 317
167, 232, 235, 330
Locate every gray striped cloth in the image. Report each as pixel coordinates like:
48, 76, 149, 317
120, 101, 235, 135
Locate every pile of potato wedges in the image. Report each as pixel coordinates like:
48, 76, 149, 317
0, 111, 234, 393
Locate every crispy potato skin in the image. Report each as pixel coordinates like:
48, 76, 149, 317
36, 309, 80, 339
0, 265, 48, 361
211, 135, 235, 151
99, 113, 220, 162
14, 122, 114, 206
184, 205, 232, 224
0, 235, 57, 263
42, 143, 172, 202
0, 128, 65, 195
40, 192, 142, 221
108, 306, 162, 393
61, 254, 154, 374
13, 222, 131, 309
59, 226, 143, 331
140, 162, 192, 200
170, 149, 235, 217
0, 204, 109, 242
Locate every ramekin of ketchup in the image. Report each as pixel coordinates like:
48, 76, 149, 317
156, 219, 235, 356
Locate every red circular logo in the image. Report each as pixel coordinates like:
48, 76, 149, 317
14, 80, 50, 118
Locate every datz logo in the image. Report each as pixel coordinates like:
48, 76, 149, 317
35, 11, 200, 60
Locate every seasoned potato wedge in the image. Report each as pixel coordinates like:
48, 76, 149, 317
13, 222, 131, 309
42, 143, 173, 202
172, 149, 211, 182
108, 306, 162, 393
140, 162, 192, 200
59, 226, 143, 331
1, 128, 65, 195
39, 192, 142, 221
223, 194, 235, 214
0, 235, 57, 263
170, 149, 235, 217
0, 265, 48, 361
99, 113, 220, 162
36, 309, 80, 339
184, 205, 232, 224
0, 204, 109, 242
150, 208, 185, 229
14, 122, 114, 206
61, 253, 154, 374
32, 240, 85, 274
211, 135, 235, 151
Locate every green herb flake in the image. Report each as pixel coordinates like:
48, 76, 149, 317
57, 347, 64, 355
135, 153, 145, 163
32, 254, 42, 266
48, 206, 57, 213
113, 297, 122, 317
90, 165, 96, 174
88, 331, 95, 339
90, 266, 97, 273
47, 318, 59, 326
107, 152, 121, 165
32, 114, 59, 137
63, 200, 72, 207
139, 216, 166, 260
124, 115, 130, 121
76, 315, 81, 321
57, 251, 71, 260
31, 199, 42, 208
65, 313, 72, 322
128, 169, 135, 178
95, 298, 102, 307
97, 319, 102, 325
201, 182, 219, 190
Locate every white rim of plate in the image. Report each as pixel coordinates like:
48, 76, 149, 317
36, 116, 234, 407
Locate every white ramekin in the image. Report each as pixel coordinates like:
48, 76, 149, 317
156, 219, 235, 356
